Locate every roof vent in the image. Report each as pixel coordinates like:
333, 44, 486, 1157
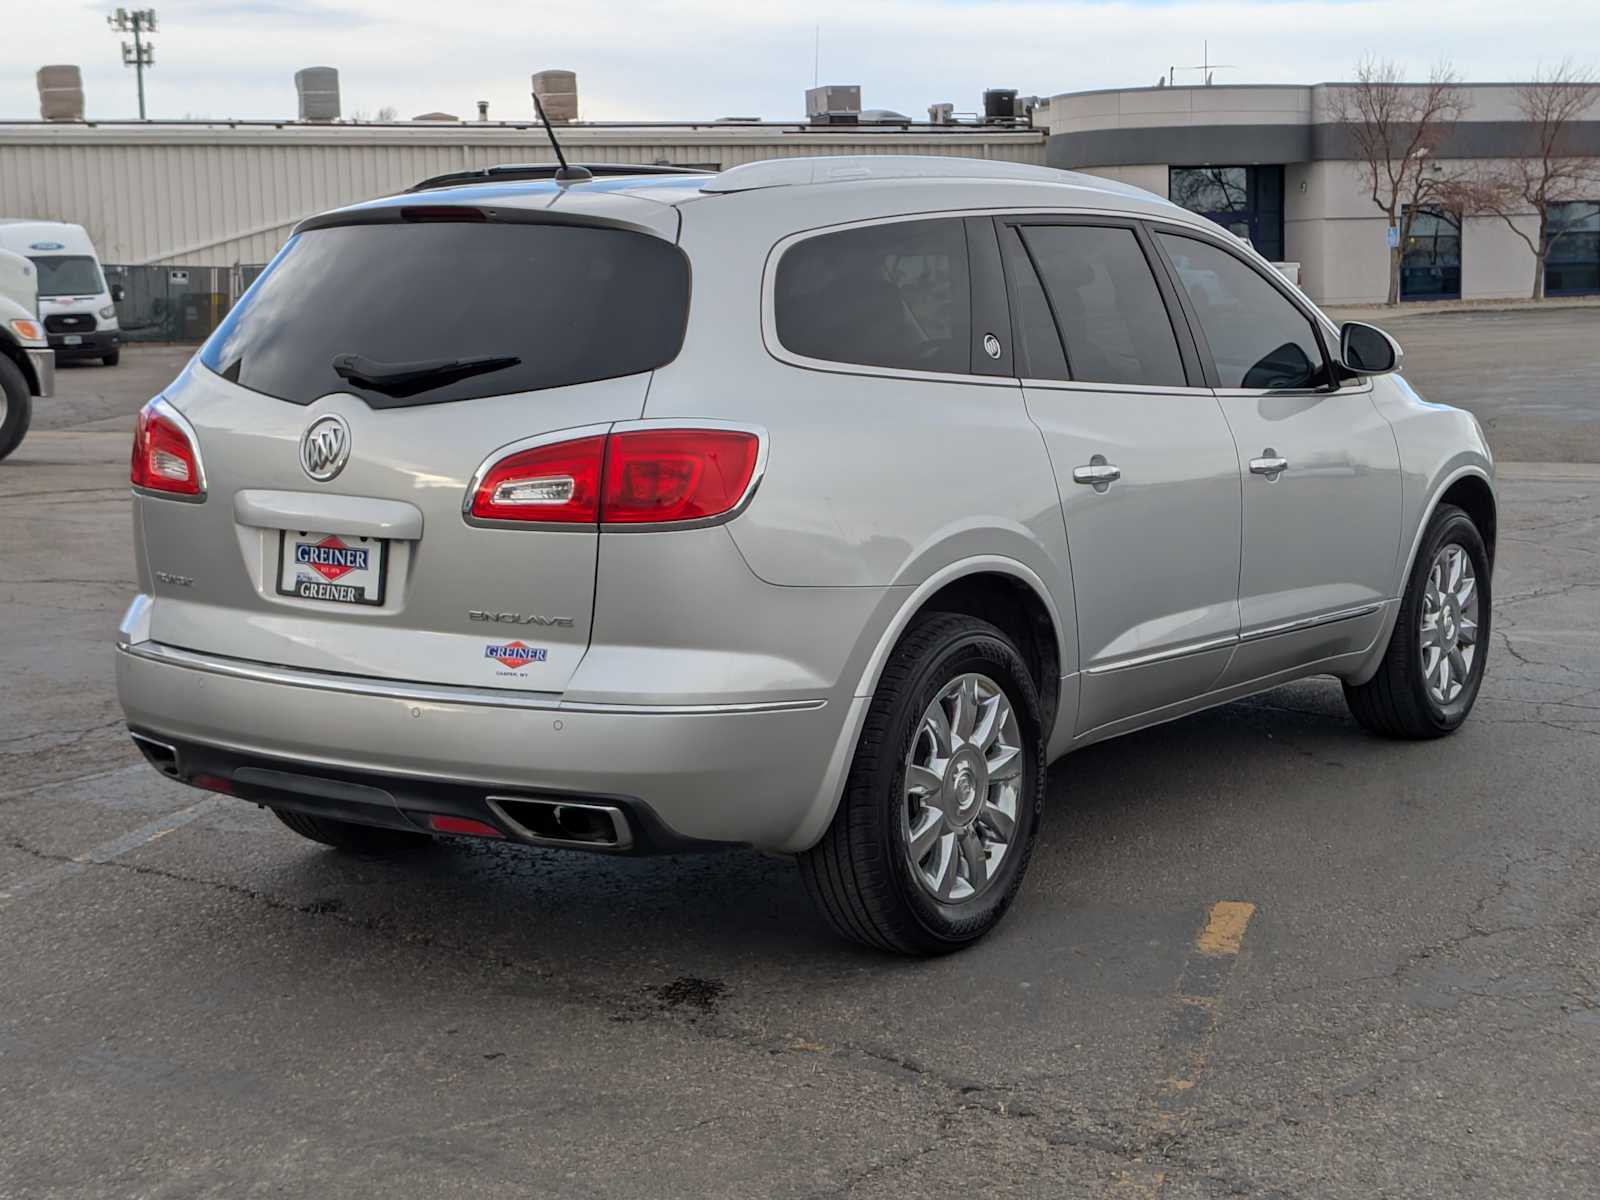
928, 102, 954, 125
983, 88, 1019, 124
477, 100, 489, 121
294, 66, 340, 122
531, 70, 578, 123
806, 84, 861, 125
37, 65, 85, 121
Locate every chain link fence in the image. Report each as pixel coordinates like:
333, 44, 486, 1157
103, 264, 267, 344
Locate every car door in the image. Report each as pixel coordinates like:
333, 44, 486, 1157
1151, 229, 1402, 683
998, 217, 1243, 736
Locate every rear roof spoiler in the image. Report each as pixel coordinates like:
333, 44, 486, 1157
407, 162, 708, 192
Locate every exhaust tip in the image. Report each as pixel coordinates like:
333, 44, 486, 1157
131, 732, 181, 778
487, 796, 632, 851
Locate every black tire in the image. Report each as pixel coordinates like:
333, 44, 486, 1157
799, 613, 1045, 955
0, 354, 33, 463
272, 808, 435, 853
102, 350, 121, 367
1343, 503, 1490, 739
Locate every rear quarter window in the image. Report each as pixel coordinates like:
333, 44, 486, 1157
774, 218, 971, 375
200, 219, 690, 408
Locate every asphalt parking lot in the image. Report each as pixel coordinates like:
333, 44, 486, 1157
3, 310, 1598, 1198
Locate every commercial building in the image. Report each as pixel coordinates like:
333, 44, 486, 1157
1, 76, 1594, 321
1047, 82, 1600, 304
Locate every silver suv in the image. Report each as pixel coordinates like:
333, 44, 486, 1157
117, 156, 1495, 954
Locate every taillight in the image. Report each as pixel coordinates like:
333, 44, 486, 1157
467, 426, 762, 527
602, 428, 761, 524
131, 399, 205, 498
468, 434, 605, 523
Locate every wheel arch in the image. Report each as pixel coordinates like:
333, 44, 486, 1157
779, 556, 1073, 853
0, 330, 41, 395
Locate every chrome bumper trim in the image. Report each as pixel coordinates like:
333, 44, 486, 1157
26, 347, 54, 398
116, 640, 826, 716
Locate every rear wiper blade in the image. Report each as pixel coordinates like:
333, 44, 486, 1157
331, 352, 520, 396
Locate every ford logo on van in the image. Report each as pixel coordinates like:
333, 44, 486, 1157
29, 241, 65, 251
299, 415, 351, 482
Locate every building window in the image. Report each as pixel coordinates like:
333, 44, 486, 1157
1401, 206, 1462, 300
1168, 166, 1284, 262
1545, 201, 1600, 295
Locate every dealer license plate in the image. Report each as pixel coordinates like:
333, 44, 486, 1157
276, 531, 388, 606
63, 335, 83, 345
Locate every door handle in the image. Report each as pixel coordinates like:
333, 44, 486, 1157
1249, 450, 1289, 480
1072, 457, 1121, 493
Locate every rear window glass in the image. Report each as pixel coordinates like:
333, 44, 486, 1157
774, 218, 971, 374
200, 220, 689, 408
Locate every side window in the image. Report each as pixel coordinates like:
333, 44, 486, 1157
774, 218, 971, 374
1155, 233, 1330, 390
998, 225, 1068, 380
1019, 224, 1187, 388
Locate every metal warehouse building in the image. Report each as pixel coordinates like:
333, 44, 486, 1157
2, 76, 1595, 329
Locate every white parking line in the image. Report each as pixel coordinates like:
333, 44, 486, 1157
0, 797, 228, 904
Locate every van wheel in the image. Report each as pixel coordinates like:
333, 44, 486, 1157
272, 808, 435, 853
799, 613, 1044, 955
1343, 503, 1490, 738
102, 350, 121, 367
0, 355, 33, 462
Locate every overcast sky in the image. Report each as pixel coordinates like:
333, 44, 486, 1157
6, 0, 1598, 123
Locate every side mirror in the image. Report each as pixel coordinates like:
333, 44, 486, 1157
111, 283, 125, 303
1338, 321, 1402, 376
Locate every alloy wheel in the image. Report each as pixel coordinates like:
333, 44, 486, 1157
1420, 542, 1480, 705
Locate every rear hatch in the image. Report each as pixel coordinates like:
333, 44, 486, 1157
137, 189, 690, 693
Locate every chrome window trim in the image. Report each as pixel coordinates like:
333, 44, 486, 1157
760, 203, 1215, 387
117, 640, 826, 716
1020, 377, 1216, 398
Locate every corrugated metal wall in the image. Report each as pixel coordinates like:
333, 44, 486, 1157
0, 128, 1047, 266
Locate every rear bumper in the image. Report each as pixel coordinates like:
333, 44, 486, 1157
115, 639, 851, 852
47, 329, 119, 359
25, 348, 54, 397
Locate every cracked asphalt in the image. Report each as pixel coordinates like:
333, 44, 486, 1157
3, 319, 1599, 1199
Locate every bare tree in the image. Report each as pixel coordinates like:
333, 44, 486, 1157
375, 105, 398, 123
1455, 63, 1600, 298
1328, 59, 1468, 305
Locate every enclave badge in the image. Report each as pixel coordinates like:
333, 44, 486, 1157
300, 414, 351, 482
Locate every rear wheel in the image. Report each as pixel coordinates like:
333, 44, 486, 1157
1343, 503, 1490, 738
799, 613, 1045, 955
272, 808, 435, 853
102, 349, 121, 367
0, 355, 33, 462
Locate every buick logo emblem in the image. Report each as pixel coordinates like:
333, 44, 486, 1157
300, 415, 350, 482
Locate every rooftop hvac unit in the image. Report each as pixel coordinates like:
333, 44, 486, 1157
983, 88, 1019, 123
806, 84, 861, 124
928, 102, 954, 125
294, 67, 340, 122
531, 70, 578, 123
37, 65, 85, 121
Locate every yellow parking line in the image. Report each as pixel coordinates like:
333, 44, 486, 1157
1195, 901, 1256, 957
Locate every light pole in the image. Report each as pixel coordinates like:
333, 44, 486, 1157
107, 8, 158, 119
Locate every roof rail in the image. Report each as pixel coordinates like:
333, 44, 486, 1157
407, 162, 708, 192
701, 155, 1119, 195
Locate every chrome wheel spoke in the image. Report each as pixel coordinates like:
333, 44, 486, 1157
952, 676, 979, 743
959, 830, 988, 891
934, 834, 961, 899
979, 800, 1016, 843
924, 701, 954, 757
1458, 616, 1478, 646
1455, 575, 1475, 607
908, 806, 944, 861
906, 762, 944, 797
986, 743, 1023, 782
972, 692, 1008, 752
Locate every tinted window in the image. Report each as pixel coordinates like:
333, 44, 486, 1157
775, 219, 970, 374
30, 255, 104, 297
999, 225, 1067, 379
200, 220, 689, 408
1157, 233, 1328, 390
1020, 225, 1186, 388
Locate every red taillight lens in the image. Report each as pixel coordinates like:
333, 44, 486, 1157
601, 428, 760, 524
469, 428, 761, 527
468, 434, 606, 523
426, 814, 505, 839
131, 401, 204, 497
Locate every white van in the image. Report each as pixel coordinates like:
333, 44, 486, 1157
0, 220, 122, 366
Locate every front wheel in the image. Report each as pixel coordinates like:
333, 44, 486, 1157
1343, 503, 1490, 738
102, 349, 121, 367
0, 355, 33, 462
799, 613, 1045, 955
